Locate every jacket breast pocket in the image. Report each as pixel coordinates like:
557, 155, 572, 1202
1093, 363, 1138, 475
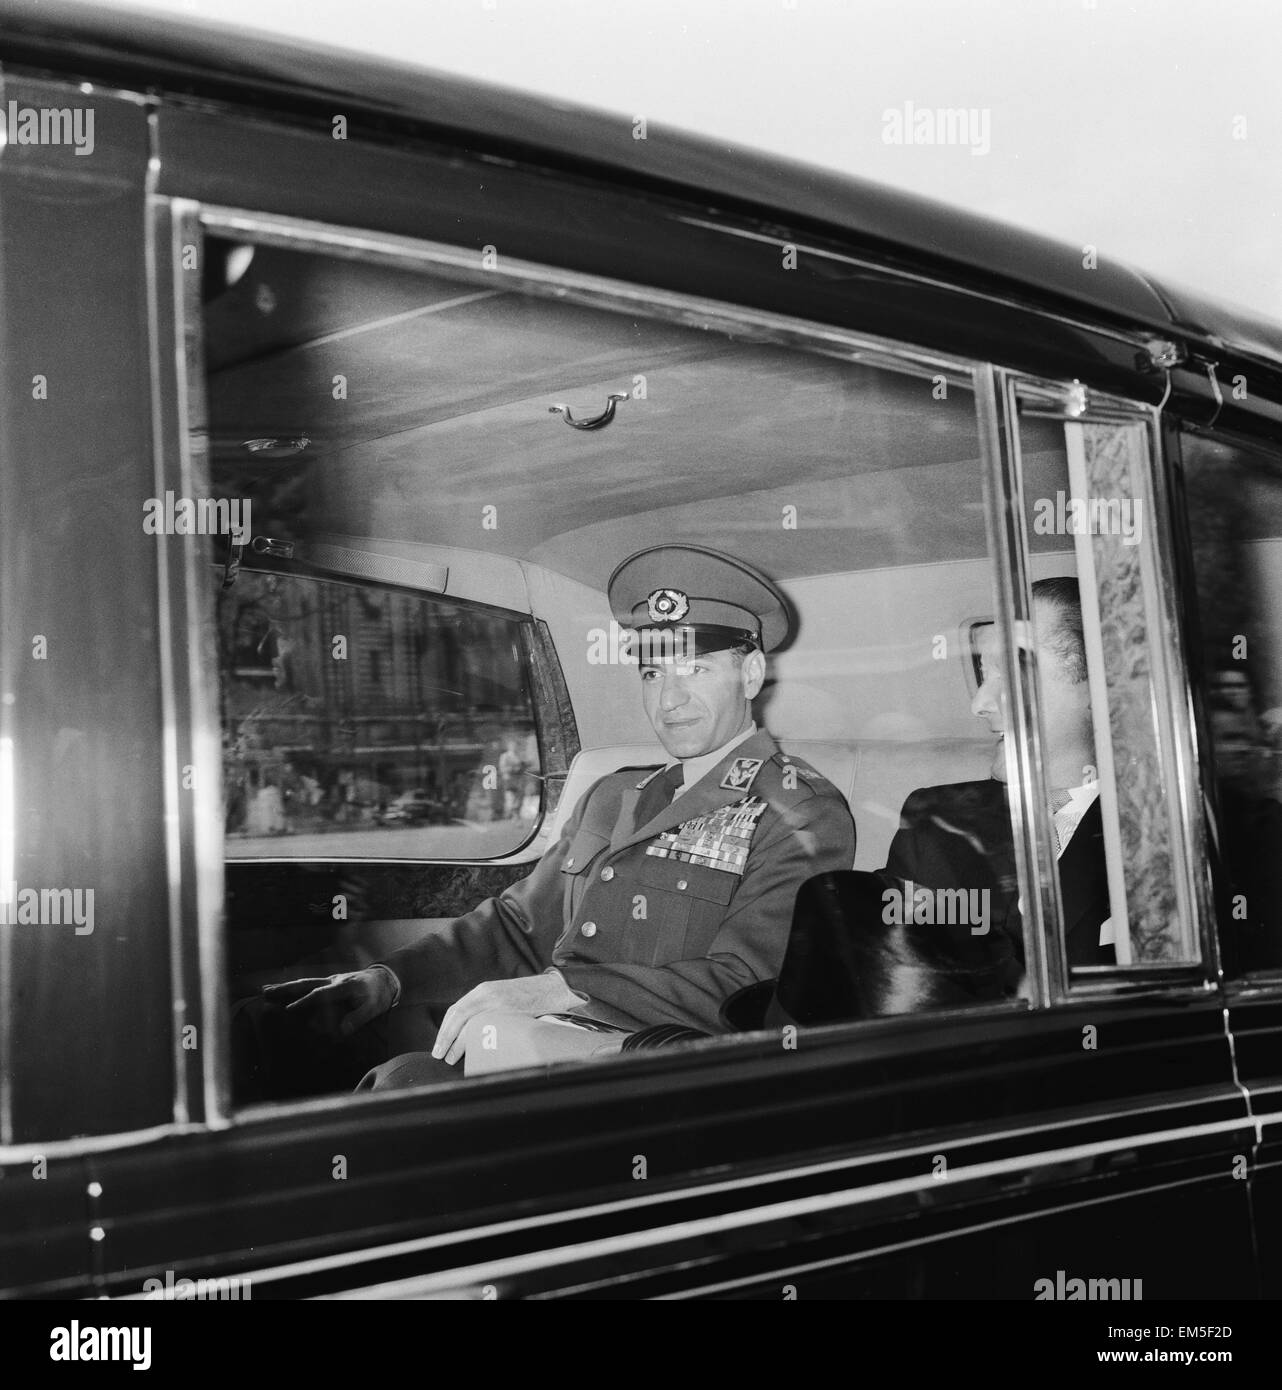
637, 856, 739, 966
557, 829, 610, 948
560, 828, 610, 878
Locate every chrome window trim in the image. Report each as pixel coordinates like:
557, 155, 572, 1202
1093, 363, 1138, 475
144, 149, 192, 1131
995, 371, 1214, 993
1138, 405, 1219, 968
0, 63, 12, 1148
325, 1168, 1253, 1300
1225, 973, 1282, 998
0, 63, 156, 109
195, 205, 984, 384
1064, 973, 1215, 1000
649, 1167, 1252, 1300
0, 981, 1225, 1163
180, 195, 234, 1130
154, 195, 232, 1130
156, 202, 1225, 1135
674, 215, 1174, 362
0, 1121, 201, 1165
986, 366, 1066, 1005
107, 1103, 1259, 1299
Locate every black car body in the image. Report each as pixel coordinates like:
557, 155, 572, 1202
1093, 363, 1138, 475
0, 0, 1279, 1303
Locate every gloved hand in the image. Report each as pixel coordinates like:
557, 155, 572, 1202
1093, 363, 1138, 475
261, 967, 397, 1038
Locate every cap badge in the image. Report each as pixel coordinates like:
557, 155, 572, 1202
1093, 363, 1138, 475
720, 757, 764, 792
647, 588, 689, 623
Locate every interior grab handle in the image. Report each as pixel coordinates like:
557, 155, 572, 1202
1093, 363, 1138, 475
548, 392, 629, 431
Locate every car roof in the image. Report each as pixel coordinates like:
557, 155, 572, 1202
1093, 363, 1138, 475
3, 0, 1281, 368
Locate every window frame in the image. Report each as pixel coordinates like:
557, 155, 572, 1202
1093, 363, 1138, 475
153, 198, 1225, 1135
992, 372, 1217, 996
214, 557, 554, 867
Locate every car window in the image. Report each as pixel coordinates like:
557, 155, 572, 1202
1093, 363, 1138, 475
1181, 428, 1282, 976
217, 568, 544, 861
192, 226, 1136, 1107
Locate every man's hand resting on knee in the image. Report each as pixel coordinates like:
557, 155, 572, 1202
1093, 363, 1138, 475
261, 967, 398, 1038
433, 972, 584, 1066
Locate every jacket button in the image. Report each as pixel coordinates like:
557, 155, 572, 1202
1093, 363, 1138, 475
580, 921, 598, 937
677, 879, 688, 890
600, 866, 615, 881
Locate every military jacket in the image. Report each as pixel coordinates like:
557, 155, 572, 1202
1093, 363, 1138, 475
384, 729, 857, 1033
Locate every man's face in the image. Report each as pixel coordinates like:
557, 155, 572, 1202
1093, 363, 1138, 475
640, 647, 765, 759
970, 600, 1095, 789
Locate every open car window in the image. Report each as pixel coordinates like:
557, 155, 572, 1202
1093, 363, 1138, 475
217, 569, 544, 861
193, 225, 1190, 1110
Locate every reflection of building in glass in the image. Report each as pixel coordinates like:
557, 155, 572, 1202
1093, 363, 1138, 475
218, 572, 539, 835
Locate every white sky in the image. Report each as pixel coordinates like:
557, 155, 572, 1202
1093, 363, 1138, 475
94, 0, 1282, 322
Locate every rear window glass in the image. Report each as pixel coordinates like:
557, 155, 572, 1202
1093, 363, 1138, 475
218, 570, 541, 860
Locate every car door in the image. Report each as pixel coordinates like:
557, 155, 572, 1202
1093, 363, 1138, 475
1175, 423, 1282, 1299
0, 57, 1261, 1302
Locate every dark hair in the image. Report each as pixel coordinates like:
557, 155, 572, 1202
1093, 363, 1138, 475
726, 639, 759, 666
1031, 576, 1086, 683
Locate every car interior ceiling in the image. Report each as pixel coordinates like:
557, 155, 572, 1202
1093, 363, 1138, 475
205, 239, 1075, 592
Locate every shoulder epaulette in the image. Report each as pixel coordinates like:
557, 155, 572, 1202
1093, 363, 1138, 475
772, 751, 838, 795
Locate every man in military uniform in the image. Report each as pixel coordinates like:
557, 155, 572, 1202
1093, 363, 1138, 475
266, 544, 855, 1086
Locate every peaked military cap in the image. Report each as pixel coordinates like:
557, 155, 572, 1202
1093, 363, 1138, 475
607, 543, 793, 654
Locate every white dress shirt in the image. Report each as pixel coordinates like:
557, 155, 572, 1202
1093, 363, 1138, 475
1053, 782, 1114, 948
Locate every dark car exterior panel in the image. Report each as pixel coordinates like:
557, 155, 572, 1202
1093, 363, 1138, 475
0, 3, 1278, 1303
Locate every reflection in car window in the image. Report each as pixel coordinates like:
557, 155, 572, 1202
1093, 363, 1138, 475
217, 570, 541, 860
1183, 430, 1282, 974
